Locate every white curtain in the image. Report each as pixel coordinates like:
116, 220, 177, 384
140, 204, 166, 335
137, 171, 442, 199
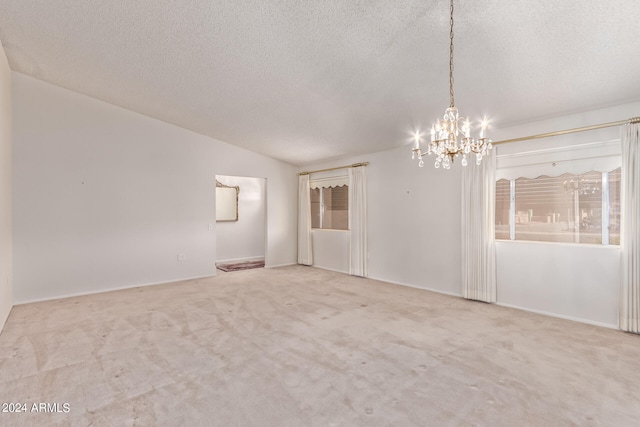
348, 167, 367, 277
620, 123, 640, 333
297, 175, 313, 266
461, 150, 497, 302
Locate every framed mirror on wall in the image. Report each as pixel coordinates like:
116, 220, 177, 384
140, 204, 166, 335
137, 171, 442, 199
216, 180, 240, 221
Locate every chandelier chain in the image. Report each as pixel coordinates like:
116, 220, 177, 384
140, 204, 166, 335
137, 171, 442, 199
410, 0, 491, 170
449, 0, 454, 108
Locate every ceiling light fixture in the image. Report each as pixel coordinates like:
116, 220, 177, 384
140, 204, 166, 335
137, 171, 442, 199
411, 0, 492, 169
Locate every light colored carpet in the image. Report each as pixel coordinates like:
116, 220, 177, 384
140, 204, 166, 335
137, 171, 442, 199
1, 265, 639, 426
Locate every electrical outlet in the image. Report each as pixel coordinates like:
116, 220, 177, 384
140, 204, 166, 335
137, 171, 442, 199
208, 224, 214, 231
177, 253, 186, 261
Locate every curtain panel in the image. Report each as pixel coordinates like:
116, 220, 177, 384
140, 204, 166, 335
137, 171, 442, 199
461, 150, 497, 302
348, 167, 367, 277
620, 123, 640, 333
297, 175, 313, 265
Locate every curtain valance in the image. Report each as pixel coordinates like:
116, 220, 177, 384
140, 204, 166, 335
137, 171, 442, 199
309, 176, 348, 189
496, 140, 621, 180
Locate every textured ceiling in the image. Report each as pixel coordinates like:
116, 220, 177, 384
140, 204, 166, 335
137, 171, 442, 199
1, 0, 639, 165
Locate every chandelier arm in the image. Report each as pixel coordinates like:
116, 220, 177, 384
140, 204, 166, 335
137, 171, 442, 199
449, 0, 454, 108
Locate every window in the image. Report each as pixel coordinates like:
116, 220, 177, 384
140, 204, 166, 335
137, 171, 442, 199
495, 140, 622, 245
311, 185, 349, 230
495, 167, 620, 245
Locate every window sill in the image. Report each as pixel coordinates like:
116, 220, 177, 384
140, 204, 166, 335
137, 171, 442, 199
495, 239, 620, 249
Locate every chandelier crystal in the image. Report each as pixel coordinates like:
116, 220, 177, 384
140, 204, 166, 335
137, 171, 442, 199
411, 0, 492, 169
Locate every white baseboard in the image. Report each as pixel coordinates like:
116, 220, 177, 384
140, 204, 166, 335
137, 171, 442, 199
366, 274, 462, 298
369, 275, 616, 330
297, 267, 462, 298
367, 275, 617, 330
265, 262, 297, 269
311, 264, 349, 275
15, 273, 218, 305
495, 302, 617, 330
16, 267, 618, 331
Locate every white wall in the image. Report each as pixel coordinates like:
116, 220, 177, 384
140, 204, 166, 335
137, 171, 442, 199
216, 175, 265, 262
493, 102, 640, 155
311, 230, 350, 273
12, 72, 297, 303
0, 41, 12, 332
491, 102, 640, 327
300, 145, 463, 296
496, 242, 619, 326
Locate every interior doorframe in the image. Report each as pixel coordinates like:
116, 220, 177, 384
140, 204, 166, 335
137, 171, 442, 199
214, 174, 268, 266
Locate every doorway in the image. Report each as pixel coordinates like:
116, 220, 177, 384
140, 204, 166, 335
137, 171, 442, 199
215, 175, 266, 269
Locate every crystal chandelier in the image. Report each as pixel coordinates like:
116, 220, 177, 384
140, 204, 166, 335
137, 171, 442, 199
411, 0, 492, 169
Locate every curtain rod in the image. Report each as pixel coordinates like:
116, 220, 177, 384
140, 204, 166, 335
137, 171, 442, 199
298, 162, 369, 176
298, 117, 638, 172
492, 116, 640, 146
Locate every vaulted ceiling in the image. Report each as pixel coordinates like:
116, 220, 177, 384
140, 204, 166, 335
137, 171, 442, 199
1, 0, 639, 165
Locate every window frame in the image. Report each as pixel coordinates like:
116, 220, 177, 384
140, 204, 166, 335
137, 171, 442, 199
495, 140, 621, 246
310, 181, 349, 231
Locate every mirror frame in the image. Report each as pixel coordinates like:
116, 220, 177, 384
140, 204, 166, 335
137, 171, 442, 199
216, 180, 240, 221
